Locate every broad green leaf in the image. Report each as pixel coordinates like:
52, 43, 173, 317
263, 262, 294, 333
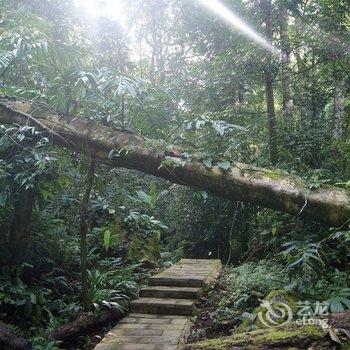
200, 191, 208, 200
30, 292, 37, 304
137, 190, 151, 204
103, 230, 111, 252
71, 78, 86, 101
217, 161, 231, 170
203, 158, 212, 168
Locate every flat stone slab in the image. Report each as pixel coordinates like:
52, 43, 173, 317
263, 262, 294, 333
140, 286, 201, 299
95, 314, 191, 350
148, 259, 221, 289
130, 298, 196, 316
94, 259, 221, 350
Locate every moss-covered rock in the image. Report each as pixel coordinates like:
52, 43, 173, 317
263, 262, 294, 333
110, 217, 161, 264
126, 231, 161, 263
186, 323, 331, 350
238, 289, 299, 332
187, 308, 350, 349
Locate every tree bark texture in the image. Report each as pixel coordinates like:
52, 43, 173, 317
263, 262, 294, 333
279, 7, 294, 119
9, 187, 35, 258
260, 0, 278, 165
333, 68, 346, 140
48, 300, 128, 343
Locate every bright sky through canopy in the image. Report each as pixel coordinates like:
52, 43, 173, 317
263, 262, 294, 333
75, 0, 276, 53
196, 0, 276, 52
74, 0, 125, 26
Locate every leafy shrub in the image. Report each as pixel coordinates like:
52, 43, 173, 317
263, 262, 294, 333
214, 261, 289, 324
313, 269, 350, 313
124, 211, 168, 238
281, 239, 326, 279
0, 263, 54, 325
88, 268, 138, 312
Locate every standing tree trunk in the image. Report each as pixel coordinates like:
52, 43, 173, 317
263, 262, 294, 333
79, 161, 96, 312
238, 80, 245, 105
260, 0, 278, 165
279, 7, 293, 120
264, 71, 278, 165
294, 20, 307, 121
333, 68, 345, 140
9, 187, 35, 259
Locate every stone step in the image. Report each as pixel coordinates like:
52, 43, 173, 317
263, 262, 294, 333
148, 275, 204, 288
140, 286, 201, 299
130, 298, 196, 316
94, 259, 222, 350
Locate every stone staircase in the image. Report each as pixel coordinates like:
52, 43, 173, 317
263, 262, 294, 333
94, 259, 222, 350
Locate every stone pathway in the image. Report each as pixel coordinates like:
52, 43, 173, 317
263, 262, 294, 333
94, 259, 222, 350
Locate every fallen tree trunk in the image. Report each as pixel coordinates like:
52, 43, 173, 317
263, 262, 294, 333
0, 324, 32, 350
48, 303, 128, 342
0, 98, 349, 227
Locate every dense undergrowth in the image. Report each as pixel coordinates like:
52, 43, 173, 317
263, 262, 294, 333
198, 259, 350, 330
